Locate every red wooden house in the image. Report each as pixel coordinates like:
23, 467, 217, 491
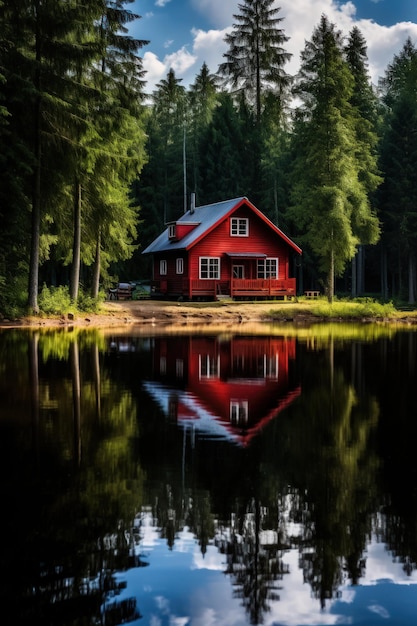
142, 196, 302, 300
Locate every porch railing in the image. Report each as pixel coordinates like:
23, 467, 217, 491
152, 278, 296, 299
231, 278, 296, 297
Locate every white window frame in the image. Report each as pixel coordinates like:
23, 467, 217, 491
230, 400, 248, 425
199, 257, 220, 279
168, 224, 176, 239
176, 359, 184, 378
257, 258, 278, 279
199, 354, 220, 379
230, 217, 249, 237
160, 259, 167, 275
176, 258, 184, 274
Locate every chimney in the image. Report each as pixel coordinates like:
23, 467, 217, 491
190, 192, 195, 214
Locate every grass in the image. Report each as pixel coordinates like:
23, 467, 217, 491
136, 296, 417, 322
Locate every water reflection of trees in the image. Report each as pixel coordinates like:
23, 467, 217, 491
134, 335, 382, 620
2, 329, 417, 625
1, 331, 145, 625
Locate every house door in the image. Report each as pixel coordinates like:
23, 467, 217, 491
232, 265, 244, 279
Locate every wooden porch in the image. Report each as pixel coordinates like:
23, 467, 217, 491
151, 278, 296, 300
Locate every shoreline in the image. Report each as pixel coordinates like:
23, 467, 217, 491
1, 299, 417, 330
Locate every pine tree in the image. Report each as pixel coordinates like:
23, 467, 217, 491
345, 26, 381, 296
188, 63, 219, 203
151, 69, 187, 221
289, 15, 378, 301
217, 0, 291, 124
378, 39, 417, 303
199, 94, 246, 203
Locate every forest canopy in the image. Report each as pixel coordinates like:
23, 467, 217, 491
0, 0, 416, 314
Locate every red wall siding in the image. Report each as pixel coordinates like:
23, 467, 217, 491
153, 252, 187, 285
188, 206, 290, 280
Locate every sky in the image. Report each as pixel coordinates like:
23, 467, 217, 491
129, 0, 417, 95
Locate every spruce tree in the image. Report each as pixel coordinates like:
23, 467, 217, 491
188, 63, 219, 203
345, 26, 381, 296
217, 0, 291, 124
217, 0, 291, 206
289, 15, 379, 301
199, 94, 246, 204
152, 69, 187, 221
378, 39, 417, 303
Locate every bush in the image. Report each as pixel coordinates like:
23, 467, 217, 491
38, 285, 72, 315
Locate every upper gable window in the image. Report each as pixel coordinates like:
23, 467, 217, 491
230, 217, 249, 237
168, 224, 176, 239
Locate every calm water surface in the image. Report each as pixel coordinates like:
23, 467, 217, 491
1, 323, 417, 626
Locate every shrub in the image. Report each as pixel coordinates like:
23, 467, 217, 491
38, 285, 72, 315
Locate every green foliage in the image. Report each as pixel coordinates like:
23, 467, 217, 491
38, 285, 73, 315
307, 298, 395, 319
0, 273, 29, 319
76, 289, 105, 313
218, 0, 291, 122
38, 284, 103, 315
377, 38, 417, 302
0, 2, 416, 308
289, 15, 381, 300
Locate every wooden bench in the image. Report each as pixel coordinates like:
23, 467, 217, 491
304, 290, 320, 299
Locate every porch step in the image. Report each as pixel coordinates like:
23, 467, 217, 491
216, 295, 233, 302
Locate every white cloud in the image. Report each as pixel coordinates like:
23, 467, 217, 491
143, 0, 417, 93
155, 0, 172, 7
142, 51, 167, 91
164, 46, 198, 75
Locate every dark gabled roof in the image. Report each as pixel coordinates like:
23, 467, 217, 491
142, 196, 301, 255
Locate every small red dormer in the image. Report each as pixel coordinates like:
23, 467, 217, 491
168, 221, 199, 242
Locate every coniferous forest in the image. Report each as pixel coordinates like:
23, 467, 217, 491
1, 0, 417, 316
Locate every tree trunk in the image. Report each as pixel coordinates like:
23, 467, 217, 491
351, 254, 357, 297
357, 245, 365, 295
28, 23, 42, 314
408, 252, 416, 304
328, 247, 335, 303
70, 179, 82, 302
28, 110, 41, 314
380, 245, 388, 300
91, 227, 101, 298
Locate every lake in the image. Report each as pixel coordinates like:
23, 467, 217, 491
1, 322, 417, 626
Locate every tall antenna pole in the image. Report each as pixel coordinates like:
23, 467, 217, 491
183, 123, 187, 214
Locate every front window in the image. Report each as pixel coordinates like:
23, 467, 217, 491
160, 259, 167, 275
257, 258, 278, 279
176, 258, 183, 274
231, 217, 249, 236
200, 257, 220, 279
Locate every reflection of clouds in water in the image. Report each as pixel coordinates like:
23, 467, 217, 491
369, 604, 390, 619
364, 537, 417, 584
116, 513, 417, 626
155, 595, 170, 613
260, 550, 340, 626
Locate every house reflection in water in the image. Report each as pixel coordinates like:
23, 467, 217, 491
143, 335, 301, 447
